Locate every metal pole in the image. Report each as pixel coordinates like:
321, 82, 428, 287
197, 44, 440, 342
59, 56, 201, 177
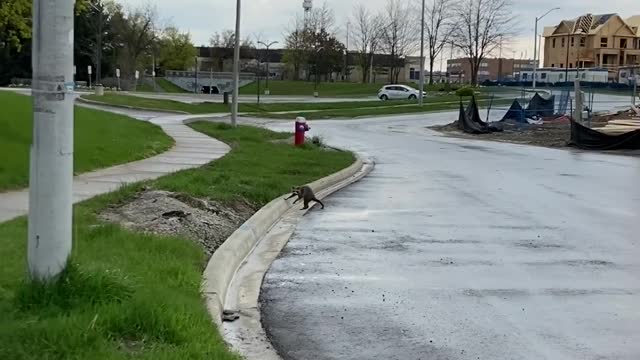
29, 0, 75, 280
210, 66, 213, 95
97, 6, 102, 84
152, 55, 156, 92
418, 0, 425, 106
266, 46, 270, 93
533, 17, 538, 89
194, 57, 198, 94
231, 0, 241, 127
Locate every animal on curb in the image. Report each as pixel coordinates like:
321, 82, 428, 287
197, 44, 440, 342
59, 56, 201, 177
285, 185, 324, 210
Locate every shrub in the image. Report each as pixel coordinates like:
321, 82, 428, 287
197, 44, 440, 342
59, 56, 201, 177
455, 87, 475, 97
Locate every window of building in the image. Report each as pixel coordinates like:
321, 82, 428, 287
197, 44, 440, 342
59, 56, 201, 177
480, 62, 488, 68
560, 63, 564, 68
571, 37, 575, 47
559, 73, 564, 80
552, 38, 556, 48
561, 37, 565, 47
600, 37, 608, 47
409, 68, 420, 80
541, 73, 547, 79
522, 73, 528, 80
580, 37, 586, 47
551, 63, 555, 67
621, 39, 628, 49
581, 72, 586, 79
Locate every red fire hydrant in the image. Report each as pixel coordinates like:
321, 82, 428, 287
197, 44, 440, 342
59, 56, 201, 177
294, 117, 310, 146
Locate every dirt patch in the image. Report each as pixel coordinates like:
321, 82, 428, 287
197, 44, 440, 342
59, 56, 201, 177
99, 190, 255, 257
429, 110, 640, 155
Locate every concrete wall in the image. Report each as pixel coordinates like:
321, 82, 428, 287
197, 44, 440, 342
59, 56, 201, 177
165, 71, 255, 93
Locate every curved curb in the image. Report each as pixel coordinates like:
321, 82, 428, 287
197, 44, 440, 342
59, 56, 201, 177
202, 156, 374, 358
75, 96, 190, 114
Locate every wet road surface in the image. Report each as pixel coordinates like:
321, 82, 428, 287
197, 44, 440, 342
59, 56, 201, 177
260, 113, 640, 360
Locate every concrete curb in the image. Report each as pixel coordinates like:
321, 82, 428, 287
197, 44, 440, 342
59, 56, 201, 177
202, 156, 374, 359
75, 96, 190, 114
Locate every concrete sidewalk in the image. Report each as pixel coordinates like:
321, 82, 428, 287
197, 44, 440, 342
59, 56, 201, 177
0, 112, 230, 223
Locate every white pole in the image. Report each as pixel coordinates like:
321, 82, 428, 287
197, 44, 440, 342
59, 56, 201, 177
419, 0, 425, 106
231, 0, 241, 127
28, 0, 75, 280
532, 17, 538, 90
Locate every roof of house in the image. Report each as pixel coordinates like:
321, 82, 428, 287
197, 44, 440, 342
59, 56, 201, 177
626, 15, 640, 36
544, 13, 639, 36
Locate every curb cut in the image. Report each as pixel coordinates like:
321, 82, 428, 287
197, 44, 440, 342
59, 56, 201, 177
75, 96, 190, 114
202, 156, 374, 359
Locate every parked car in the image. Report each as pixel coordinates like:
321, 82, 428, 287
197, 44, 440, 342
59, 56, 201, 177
378, 85, 426, 100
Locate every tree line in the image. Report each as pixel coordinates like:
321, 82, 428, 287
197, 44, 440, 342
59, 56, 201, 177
284, 0, 518, 85
0, 0, 197, 87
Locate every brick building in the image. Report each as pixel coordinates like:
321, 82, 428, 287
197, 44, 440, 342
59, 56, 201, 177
446, 57, 536, 83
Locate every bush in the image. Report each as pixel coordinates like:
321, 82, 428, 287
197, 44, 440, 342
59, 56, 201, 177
455, 87, 475, 97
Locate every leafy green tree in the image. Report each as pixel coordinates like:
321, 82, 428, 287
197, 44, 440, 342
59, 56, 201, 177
158, 27, 197, 71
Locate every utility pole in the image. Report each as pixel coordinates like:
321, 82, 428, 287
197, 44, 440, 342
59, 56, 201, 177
344, 21, 350, 82
194, 56, 198, 94
29, 0, 75, 280
88, 1, 103, 84
258, 40, 278, 95
231, 0, 241, 127
418, 0, 425, 106
533, 7, 560, 89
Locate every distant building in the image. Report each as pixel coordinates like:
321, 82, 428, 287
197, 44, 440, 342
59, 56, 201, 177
542, 13, 640, 81
345, 52, 423, 84
446, 57, 536, 83
516, 67, 609, 84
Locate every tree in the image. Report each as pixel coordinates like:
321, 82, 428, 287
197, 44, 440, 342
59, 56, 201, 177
380, 0, 418, 83
423, 0, 454, 84
282, 17, 310, 80
74, 0, 118, 83
308, 28, 346, 81
158, 27, 197, 71
110, 4, 158, 81
351, 4, 383, 83
450, 0, 516, 85
0, 0, 31, 51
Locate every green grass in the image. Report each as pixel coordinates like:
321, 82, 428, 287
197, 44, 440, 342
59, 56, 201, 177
0, 92, 174, 192
240, 80, 387, 97
83, 94, 230, 114
134, 83, 156, 92
156, 122, 355, 205
156, 78, 188, 93
256, 97, 511, 120
0, 123, 354, 359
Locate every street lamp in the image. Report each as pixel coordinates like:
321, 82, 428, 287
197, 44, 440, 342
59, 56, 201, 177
532, 6, 560, 89
88, 1, 104, 84
257, 40, 278, 95
313, 46, 324, 97
231, 0, 241, 127
419, 0, 425, 106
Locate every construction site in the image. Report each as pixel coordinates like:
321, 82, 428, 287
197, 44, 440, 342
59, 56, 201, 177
431, 84, 640, 154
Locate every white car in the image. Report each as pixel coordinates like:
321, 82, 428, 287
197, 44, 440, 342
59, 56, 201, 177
378, 85, 426, 101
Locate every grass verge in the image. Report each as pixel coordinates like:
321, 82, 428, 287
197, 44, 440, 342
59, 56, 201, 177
0, 91, 174, 192
255, 98, 512, 119
156, 78, 189, 93
0, 123, 354, 359
82, 94, 230, 114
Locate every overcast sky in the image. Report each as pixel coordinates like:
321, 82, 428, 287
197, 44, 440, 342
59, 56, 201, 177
120, 0, 640, 64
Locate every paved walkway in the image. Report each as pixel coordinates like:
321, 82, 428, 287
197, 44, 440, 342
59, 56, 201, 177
0, 109, 230, 223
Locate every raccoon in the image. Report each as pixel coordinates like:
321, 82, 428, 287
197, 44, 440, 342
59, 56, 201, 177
285, 185, 325, 210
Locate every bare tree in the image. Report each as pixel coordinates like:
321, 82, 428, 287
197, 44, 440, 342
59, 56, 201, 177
450, 0, 516, 85
423, 0, 454, 84
380, 0, 418, 83
307, 1, 336, 33
351, 4, 383, 83
110, 3, 158, 81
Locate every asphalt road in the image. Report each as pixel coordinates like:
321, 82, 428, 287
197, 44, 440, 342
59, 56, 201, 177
126, 92, 381, 104
259, 113, 640, 360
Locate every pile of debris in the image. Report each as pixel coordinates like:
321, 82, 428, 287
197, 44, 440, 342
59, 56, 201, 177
570, 106, 640, 150
455, 96, 503, 134
99, 190, 255, 257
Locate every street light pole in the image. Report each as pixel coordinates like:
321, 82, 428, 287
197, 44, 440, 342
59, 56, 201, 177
88, 1, 103, 84
533, 7, 560, 89
29, 0, 75, 280
258, 40, 278, 95
419, 0, 425, 106
231, 0, 241, 127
